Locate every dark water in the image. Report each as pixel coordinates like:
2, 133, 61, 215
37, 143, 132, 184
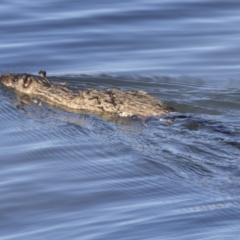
1, 1, 240, 239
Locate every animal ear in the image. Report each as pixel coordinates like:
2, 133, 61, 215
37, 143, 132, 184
38, 70, 46, 78
23, 75, 32, 88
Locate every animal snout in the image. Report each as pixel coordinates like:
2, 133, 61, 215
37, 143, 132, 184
0, 74, 5, 82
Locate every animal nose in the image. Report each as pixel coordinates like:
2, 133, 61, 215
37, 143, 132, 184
0, 74, 8, 83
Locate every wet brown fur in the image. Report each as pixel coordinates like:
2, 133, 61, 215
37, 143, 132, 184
0, 71, 172, 117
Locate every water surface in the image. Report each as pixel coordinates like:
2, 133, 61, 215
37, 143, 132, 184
0, 1, 240, 239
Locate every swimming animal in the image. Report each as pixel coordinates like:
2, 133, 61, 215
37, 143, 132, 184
0, 71, 172, 118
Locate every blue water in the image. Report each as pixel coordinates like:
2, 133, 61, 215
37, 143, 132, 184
1, 0, 240, 79
0, 1, 240, 239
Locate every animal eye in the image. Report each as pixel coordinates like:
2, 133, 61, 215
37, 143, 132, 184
13, 77, 18, 82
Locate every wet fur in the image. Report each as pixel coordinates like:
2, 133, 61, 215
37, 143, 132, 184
0, 71, 173, 117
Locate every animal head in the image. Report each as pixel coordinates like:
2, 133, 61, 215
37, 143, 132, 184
0, 71, 51, 94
